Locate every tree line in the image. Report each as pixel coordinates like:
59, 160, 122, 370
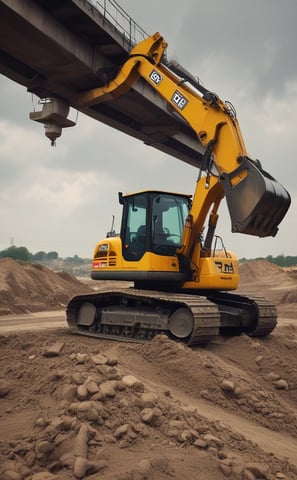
0, 245, 85, 262
240, 254, 297, 267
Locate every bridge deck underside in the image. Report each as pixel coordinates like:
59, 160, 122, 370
0, 0, 203, 167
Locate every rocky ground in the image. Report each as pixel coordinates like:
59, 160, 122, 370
0, 258, 297, 480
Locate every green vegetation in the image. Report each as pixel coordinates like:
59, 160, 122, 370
0, 245, 32, 262
0, 245, 85, 262
239, 254, 297, 267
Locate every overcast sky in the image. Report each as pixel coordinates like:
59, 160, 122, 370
0, 0, 296, 259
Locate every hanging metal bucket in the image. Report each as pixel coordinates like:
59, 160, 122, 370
220, 157, 291, 237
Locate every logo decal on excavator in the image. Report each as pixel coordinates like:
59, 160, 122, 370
215, 261, 234, 274
171, 90, 188, 110
149, 70, 162, 85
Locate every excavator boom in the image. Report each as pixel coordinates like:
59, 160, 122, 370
75, 32, 290, 239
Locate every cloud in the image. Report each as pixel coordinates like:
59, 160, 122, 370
173, 0, 297, 96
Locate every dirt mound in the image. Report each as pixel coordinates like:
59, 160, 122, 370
280, 289, 297, 303
0, 258, 94, 315
0, 259, 297, 478
1, 330, 297, 480
238, 260, 297, 311
239, 259, 285, 282
135, 333, 297, 436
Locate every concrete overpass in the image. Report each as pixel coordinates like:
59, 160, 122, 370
0, 0, 204, 165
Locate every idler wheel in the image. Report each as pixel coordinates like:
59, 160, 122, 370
168, 308, 194, 338
77, 302, 96, 326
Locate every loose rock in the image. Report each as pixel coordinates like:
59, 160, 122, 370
43, 341, 65, 357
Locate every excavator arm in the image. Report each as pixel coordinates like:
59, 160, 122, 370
75, 32, 290, 244
75, 32, 247, 172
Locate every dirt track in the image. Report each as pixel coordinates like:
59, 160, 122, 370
0, 258, 297, 480
0, 311, 65, 333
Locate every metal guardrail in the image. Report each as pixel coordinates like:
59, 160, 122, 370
86, 0, 148, 47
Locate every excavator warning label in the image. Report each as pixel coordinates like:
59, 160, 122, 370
149, 70, 162, 85
171, 90, 188, 110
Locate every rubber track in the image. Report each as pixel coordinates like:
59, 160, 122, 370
67, 289, 221, 345
243, 294, 277, 336
207, 291, 277, 337
67, 289, 277, 345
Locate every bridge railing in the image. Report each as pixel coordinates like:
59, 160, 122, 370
86, 0, 148, 47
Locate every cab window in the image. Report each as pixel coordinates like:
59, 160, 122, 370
152, 194, 190, 255
122, 193, 148, 260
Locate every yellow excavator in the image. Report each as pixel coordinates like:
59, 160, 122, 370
67, 33, 290, 345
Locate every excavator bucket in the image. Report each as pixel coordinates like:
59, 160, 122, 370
220, 158, 290, 237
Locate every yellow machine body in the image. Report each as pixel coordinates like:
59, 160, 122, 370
92, 234, 239, 291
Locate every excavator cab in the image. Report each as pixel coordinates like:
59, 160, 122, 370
119, 191, 191, 260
